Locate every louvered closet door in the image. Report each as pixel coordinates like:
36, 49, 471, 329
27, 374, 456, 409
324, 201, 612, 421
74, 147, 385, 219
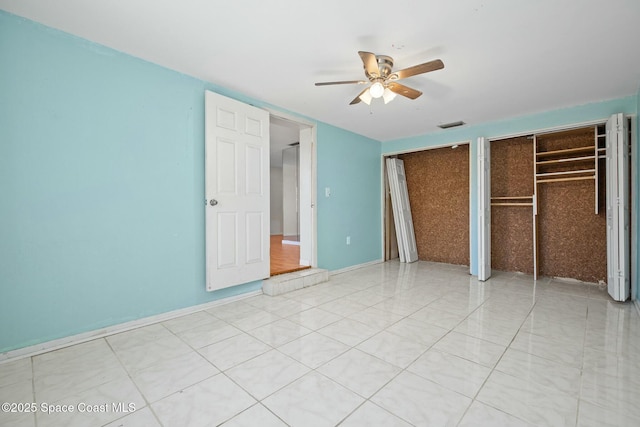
606, 113, 630, 301
478, 137, 491, 281
387, 158, 418, 263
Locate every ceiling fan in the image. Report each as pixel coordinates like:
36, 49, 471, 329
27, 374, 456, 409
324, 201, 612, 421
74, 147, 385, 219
315, 51, 444, 105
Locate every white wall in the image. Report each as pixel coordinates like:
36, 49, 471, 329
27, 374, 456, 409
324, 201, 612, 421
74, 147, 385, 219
270, 167, 283, 235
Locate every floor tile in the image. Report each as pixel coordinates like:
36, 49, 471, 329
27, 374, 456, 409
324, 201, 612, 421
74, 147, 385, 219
248, 319, 312, 347
198, 333, 271, 371
3, 260, 638, 427
152, 374, 255, 427
384, 317, 448, 346
109, 334, 193, 373
0, 358, 32, 387
371, 371, 471, 426
433, 331, 506, 368
36, 376, 146, 427
0, 412, 36, 427
347, 307, 403, 329
476, 370, 578, 426
175, 319, 242, 349
317, 298, 368, 317
317, 348, 401, 398
103, 407, 161, 427
495, 348, 581, 397
317, 317, 380, 347
286, 307, 342, 330
221, 403, 287, 426
226, 350, 309, 400
339, 401, 412, 427
131, 350, 218, 402
356, 330, 429, 368
277, 332, 349, 369
510, 331, 583, 369
407, 348, 491, 398
458, 401, 534, 427
33, 339, 127, 403
262, 372, 364, 427
409, 306, 467, 330
576, 399, 640, 427
580, 369, 640, 419
161, 311, 219, 334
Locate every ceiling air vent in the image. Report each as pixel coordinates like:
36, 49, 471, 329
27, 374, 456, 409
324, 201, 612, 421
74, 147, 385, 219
438, 120, 465, 129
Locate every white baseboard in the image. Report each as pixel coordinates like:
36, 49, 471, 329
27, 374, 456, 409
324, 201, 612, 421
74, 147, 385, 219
330, 259, 383, 276
0, 290, 262, 364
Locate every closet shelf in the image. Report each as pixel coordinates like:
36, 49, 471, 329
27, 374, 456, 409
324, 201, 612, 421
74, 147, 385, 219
537, 176, 596, 184
535, 146, 595, 158
491, 202, 534, 207
536, 169, 595, 178
491, 196, 533, 200
536, 155, 595, 166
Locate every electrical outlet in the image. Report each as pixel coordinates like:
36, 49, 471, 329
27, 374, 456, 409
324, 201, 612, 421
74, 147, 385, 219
325, 187, 331, 197
346, 236, 351, 245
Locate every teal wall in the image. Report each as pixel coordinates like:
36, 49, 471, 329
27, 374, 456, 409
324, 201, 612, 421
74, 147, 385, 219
383, 96, 639, 277
316, 124, 382, 271
0, 11, 382, 352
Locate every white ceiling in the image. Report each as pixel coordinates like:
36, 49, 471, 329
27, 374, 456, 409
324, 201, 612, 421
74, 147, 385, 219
2, 0, 639, 142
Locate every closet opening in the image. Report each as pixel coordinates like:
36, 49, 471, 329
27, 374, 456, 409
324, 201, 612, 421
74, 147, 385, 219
383, 143, 471, 268
481, 116, 634, 300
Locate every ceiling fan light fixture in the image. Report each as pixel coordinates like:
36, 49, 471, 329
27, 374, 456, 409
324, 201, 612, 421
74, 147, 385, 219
359, 89, 373, 105
382, 87, 397, 104
369, 81, 385, 98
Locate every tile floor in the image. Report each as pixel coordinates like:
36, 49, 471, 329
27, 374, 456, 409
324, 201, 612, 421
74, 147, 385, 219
1, 261, 639, 427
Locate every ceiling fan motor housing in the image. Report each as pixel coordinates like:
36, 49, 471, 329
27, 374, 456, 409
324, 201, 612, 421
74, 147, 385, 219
371, 55, 394, 79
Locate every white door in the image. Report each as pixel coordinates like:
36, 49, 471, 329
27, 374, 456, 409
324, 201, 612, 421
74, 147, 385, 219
606, 113, 630, 301
478, 137, 492, 281
386, 158, 418, 263
205, 91, 270, 291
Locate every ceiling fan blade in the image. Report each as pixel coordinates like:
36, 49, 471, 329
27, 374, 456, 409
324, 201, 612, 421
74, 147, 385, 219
315, 80, 368, 86
358, 51, 379, 78
387, 82, 422, 99
391, 59, 444, 80
349, 87, 370, 105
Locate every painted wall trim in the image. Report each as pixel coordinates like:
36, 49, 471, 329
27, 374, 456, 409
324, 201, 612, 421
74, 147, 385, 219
330, 259, 383, 276
383, 140, 472, 157
0, 290, 262, 364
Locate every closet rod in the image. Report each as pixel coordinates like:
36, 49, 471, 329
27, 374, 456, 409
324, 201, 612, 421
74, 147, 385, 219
537, 176, 595, 184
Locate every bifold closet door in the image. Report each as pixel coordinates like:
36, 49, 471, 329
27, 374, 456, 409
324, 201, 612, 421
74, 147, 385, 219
478, 137, 491, 281
387, 158, 418, 263
606, 113, 630, 301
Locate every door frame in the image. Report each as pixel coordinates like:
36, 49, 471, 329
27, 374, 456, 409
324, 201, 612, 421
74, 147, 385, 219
478, 115, 636, 297
381, 141, 472, 269
267, 109, 318, 268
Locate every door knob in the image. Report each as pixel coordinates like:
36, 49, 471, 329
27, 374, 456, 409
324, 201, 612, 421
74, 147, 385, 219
209, 199, 218, 206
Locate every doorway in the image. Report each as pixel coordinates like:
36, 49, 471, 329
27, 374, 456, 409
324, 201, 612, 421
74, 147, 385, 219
269, 115, 315, 276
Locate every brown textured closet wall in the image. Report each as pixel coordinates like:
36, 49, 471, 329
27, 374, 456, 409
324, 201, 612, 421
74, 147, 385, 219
399, 145, 469, 266
491, 137, 534, 274
537, 128, 607, 283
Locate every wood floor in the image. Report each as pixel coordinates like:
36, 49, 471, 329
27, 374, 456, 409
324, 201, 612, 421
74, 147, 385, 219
270, 234, 310, 276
